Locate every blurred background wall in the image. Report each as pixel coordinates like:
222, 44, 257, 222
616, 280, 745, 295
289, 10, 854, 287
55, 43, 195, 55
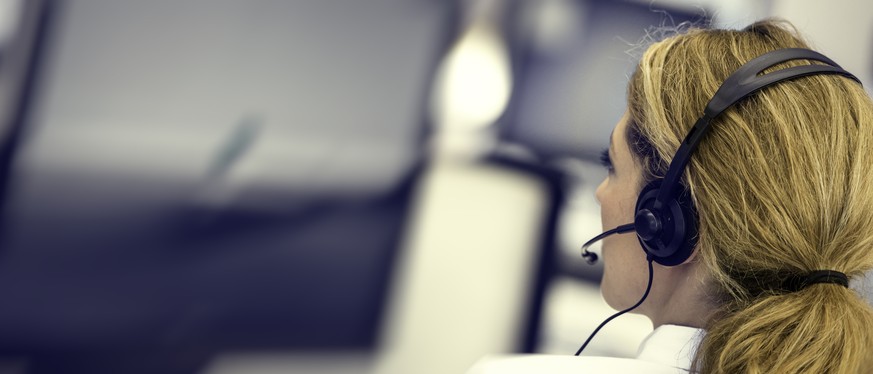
0, 0, 868, 373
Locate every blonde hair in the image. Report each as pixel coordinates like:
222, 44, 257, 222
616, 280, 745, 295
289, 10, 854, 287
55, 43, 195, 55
626, 20, 873, 373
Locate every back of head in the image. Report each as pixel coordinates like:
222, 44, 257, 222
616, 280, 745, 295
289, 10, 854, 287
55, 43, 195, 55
626, 20, 873, 373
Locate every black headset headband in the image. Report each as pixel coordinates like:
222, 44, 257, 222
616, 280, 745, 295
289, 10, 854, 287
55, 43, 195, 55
636, 47, 861, 266
654, 48, 862, 207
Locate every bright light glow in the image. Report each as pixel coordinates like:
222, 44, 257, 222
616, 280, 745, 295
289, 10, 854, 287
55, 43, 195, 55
0, 0, 22, 47
431, 23, 512, 132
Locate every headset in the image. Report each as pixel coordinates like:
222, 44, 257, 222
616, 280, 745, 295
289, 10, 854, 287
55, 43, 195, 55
581, 47, 862, 267
636, 47, 861, 266
575, 47, 861, 356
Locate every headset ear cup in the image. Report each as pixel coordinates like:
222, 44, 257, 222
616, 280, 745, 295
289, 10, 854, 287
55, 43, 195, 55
635, 181, 665, 257
634, 180, 698, 266
658, 186, 698, 266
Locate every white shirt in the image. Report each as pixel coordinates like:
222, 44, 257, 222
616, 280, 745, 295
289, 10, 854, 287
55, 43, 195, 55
466, 325, 704, 374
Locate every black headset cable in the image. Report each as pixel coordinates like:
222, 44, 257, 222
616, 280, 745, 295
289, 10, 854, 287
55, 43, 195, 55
574, 255, 654, 356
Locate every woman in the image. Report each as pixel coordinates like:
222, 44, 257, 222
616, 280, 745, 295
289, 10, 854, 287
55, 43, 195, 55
469, 19, 873, 373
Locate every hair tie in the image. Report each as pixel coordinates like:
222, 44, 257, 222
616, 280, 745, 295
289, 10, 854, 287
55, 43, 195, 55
783, 270, 849, 292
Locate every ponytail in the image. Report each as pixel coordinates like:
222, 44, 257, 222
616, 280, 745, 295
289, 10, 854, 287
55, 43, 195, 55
696, 286, 873, 373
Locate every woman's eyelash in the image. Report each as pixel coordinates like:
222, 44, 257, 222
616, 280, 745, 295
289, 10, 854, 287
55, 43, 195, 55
599, 148, 614, 171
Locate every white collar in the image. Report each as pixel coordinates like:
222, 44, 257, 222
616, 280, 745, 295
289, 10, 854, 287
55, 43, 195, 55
635, 324, 705, 371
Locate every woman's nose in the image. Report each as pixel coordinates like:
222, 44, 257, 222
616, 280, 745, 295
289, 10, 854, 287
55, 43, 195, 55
595, 178, 607, 205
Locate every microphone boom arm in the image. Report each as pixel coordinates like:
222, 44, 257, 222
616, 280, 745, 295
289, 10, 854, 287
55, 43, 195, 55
580, 223, 635, 264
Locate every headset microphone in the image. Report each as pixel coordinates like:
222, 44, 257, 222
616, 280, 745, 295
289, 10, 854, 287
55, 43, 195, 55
580, 223, 635, 264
